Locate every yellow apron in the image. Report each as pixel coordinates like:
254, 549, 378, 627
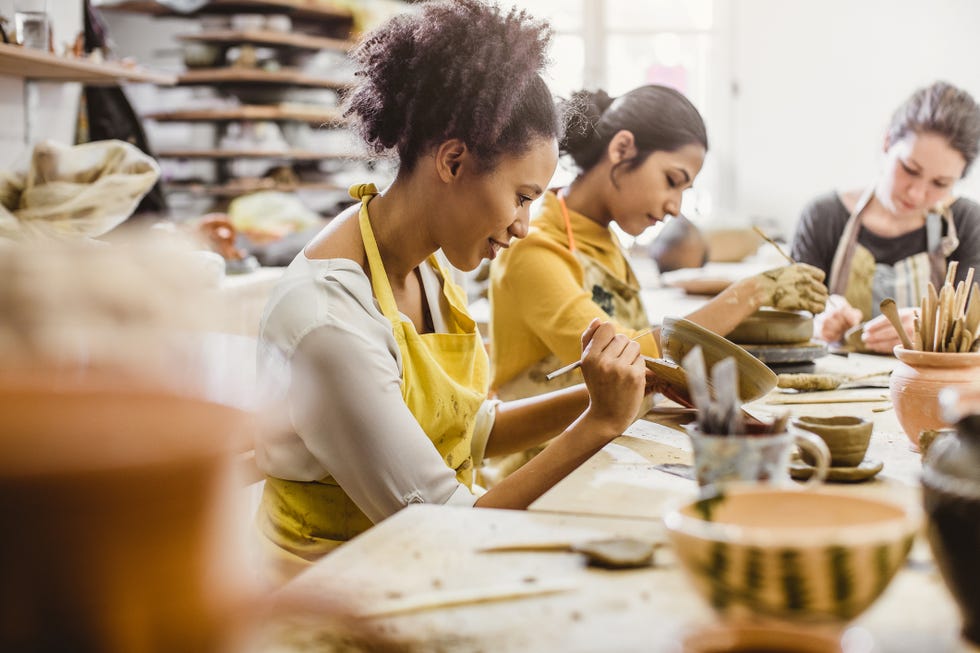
828, 188, 959, 320
258, 183, 489, 583
495, 192, 651, 401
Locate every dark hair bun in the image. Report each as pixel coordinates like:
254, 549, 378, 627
560, 89, 615, 169
343, 0, 559, 171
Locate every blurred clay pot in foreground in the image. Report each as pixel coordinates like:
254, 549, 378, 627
922, 387, 980, 646
889, 347, 980, 448
0, 369, 253, 653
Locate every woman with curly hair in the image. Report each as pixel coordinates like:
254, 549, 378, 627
488, 86, 828, 405
791, 81, 980, 353
254, 0, 647, 582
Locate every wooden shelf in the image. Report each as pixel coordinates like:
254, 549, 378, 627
0, 42, 176, 85
166, 179, 343, 196
96, 0, 353, 22
178, 29, 352, 52
144, 105, 343, 124
177, 67, 352, 89
157, 148, 367, 160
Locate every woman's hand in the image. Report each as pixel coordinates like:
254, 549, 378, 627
862, 307, 917, 353
814, 294, 864, 342
578, 319, 646, 437
754, 263, 829, 314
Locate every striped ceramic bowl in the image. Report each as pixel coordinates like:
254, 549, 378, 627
664, 486, 920, 622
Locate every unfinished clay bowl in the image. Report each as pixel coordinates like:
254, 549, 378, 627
727, 309, 814, 345
661, 317, 778, 402
791, 416, 873, 467
665, 486, 919, 623
889, 347, 980, 447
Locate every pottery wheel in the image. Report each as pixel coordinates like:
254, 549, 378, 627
738, 340, 828, 364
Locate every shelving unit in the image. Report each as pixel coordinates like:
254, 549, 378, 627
98, 0, 375, 213
96, 0, 353, 22
0, 42, 176, 85
0, 42, 175, 144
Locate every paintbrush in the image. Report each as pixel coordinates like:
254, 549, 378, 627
752, 226, 795, 265
545, 328, 653, 380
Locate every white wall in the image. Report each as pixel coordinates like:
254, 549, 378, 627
0, 0, 83, 168
728, 0, 980, 238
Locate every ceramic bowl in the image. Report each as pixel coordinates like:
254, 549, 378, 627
790, 416, 873, 467
664, 485, 920, 623
889, 347, 980, 447
727, 309, 813, 345
661, 317, 778, 402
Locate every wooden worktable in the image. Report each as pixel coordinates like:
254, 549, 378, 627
267, 350, 979, 652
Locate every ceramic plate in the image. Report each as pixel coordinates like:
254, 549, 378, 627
665, 277, 733, 296
789, 456, 884, 483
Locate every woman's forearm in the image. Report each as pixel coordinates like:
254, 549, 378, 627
483, 384, 590, 458
476, 410, 617, 509
681, 277, 765, 337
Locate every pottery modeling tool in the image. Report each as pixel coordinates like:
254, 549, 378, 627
910, 264, 980, 352
479, 537, 659, 569
545, 328, 653, 380
879, 298, 915, 350
752, 226, 795, 265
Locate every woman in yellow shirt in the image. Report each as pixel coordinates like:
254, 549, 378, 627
490, 85, 828, 401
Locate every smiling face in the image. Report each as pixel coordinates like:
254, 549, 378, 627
877, 130, 966, 220
606, 139, 706, 237
439, 136, 559, 271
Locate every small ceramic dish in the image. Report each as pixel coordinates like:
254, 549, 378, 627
727, 308, 813, 345
789, 456, 884, 483
666, 277, 734, 296
660, 317, 778, 403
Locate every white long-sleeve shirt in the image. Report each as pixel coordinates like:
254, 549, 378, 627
255, 252, 496, 525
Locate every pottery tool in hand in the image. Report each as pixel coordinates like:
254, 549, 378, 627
545, 328, 653, 380
479, 537, 659, 569
752, 225, 795, 265
908, 262, 980, 352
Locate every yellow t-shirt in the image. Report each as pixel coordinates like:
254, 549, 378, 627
489, 191, 659, 390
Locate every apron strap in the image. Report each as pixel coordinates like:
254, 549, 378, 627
827, 187, 875, 296
352, 183, 402, 322
926, 198, 960, 288
556, 189, 578, 253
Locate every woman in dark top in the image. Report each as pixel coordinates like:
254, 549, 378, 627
791, 81, 980, 352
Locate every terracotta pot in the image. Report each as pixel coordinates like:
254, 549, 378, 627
922, 387, 980, 646
0, 369, 253, 653
889, 347, 980, 447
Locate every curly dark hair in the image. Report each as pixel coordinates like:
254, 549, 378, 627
560, 85, 707, 181
888, 81, 980, 176
343, 0, 561, 172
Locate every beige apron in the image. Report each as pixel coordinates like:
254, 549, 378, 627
495, 191, 650, 401
827, 188, 959, 320
257, 183, 489, 584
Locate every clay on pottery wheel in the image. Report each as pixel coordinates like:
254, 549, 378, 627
661, 317, 777, 403
727, 308, 813, 345
922, 413, 980, 646
889, 347, 980, 447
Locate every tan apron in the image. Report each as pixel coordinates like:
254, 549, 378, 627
495, 192, 651, 401
257, 183, 489, 583
827, 188, 959, 319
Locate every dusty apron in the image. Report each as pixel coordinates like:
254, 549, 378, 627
496, 192, 651, 401
828, 188, 959, 320
483, 192, 651, 486
258, 183, 489, 583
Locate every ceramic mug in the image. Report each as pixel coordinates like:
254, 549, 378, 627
685, 423, 830, 489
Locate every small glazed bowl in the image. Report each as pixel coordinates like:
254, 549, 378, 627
661, 317, 778, 403
664, 485, 920, 623
791, 416, 873, 467
727, 309, 814, 346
